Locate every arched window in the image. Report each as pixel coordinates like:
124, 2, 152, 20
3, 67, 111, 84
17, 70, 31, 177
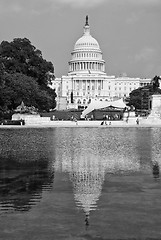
83, 99, 86, 104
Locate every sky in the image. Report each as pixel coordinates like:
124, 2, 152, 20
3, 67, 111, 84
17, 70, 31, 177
0, 0, 161, 79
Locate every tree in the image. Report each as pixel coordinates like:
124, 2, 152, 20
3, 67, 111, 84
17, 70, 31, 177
0, 38, 55, 86
0, 38, 57, 116
0, 73, 56, 115
127, 76, 161, 110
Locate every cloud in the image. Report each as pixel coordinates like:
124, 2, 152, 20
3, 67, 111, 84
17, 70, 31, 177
0, 0, 52, 15
0, 0, 160, 15
0, 1, 23, 14
124, 0, 161, 5
50, 0, 107, 8
126, 13, 139, 24
52, 0, 161, 8
134, 47, 156, 62
0, 0, 107, 13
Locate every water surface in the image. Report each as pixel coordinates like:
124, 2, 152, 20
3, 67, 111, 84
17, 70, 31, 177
0, 127, 161, 239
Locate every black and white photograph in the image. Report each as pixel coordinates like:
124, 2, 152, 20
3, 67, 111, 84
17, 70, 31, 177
0, 0, 161, 239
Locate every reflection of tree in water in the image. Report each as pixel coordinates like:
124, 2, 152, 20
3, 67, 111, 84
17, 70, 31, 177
0, 156, 54, 213
135, 128, 161, 179
152, 161, 160, 179
0, 128, 55, 213
151, 129, 161, 179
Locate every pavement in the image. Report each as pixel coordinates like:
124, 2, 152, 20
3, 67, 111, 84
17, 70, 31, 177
1, 120, 161, 128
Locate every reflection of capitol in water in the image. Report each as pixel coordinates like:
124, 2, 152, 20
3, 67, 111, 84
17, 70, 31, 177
53, 128, 142, 216
54, 131, 107, 215
70, 153, 106, 215
56, 153, 106, 216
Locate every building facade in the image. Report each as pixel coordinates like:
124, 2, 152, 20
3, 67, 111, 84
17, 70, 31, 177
51, 16, 151, 110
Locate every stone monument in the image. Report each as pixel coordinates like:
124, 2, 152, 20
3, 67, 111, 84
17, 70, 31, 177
12, 102, 51, 125
142, 76, 161, 124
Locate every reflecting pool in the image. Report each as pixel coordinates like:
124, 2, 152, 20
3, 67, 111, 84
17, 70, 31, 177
0, 127, 161, 239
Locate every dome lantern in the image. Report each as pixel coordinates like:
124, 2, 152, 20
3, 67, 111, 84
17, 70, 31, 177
84, 15, 90, 36
85, 15, 89, 26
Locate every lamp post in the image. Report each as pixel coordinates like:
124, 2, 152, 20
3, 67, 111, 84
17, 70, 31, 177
71, 77, 74, 104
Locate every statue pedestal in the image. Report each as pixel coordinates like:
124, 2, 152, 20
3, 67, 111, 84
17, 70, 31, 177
128, 111, 136, 124
150, 94, 161, 112
123, 111, 128, 121
141, 94, 161, 125
148, 94, 161, 120
123, 111, 136, 124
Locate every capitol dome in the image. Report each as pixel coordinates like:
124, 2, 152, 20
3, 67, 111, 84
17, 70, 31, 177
68, 16, 106, 75
74, 24, 101, 51
74, 35, 100, 51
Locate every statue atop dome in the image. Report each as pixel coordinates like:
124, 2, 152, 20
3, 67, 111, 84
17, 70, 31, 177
84, 15, 90, 35
85, 15, 89, 26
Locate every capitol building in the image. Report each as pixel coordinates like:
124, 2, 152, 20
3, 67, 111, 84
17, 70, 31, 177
51, 16, 151, 110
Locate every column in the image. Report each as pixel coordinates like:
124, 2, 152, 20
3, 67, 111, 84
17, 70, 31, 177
79, 80, 82, 89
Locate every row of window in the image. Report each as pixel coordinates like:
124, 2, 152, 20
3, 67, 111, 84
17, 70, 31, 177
53, 81, 150, 93
76, 42, 98, 47
73, 52, 98, 58
115, 82, 138, 85
74, 98, 110, 105
66, 85, 135, 91
73, 96, 131, 105
115, 87, 135, 91
140, 83, 150, 86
